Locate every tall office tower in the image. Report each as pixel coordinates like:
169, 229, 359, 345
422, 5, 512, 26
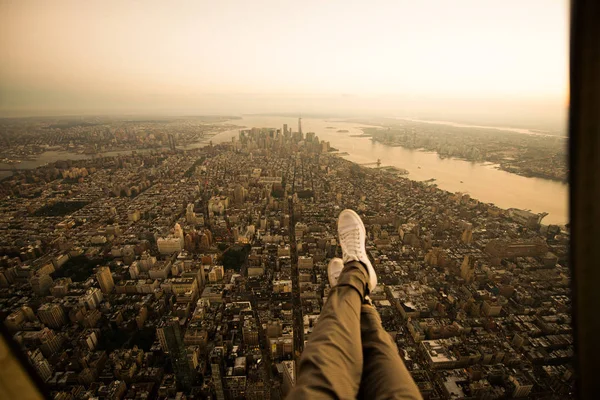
186, 203, 197, 224
96, 266, 114, 294
283, 124, 288, 136
234, 184, 246, 205
30, 274, 53, 296
158, 317, 194, 390
37, 303, 66, 329
210, 347, 226, 400
460, 255, 476, 283
168, 133, 176, 151
174, 223, 184, 241
298, 117, 303, 137
28, 349, 53, 382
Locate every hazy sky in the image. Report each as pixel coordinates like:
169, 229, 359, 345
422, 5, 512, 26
0, 0, 569, 124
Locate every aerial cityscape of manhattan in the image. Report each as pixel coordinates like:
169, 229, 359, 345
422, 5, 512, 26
0, 1, 572, 399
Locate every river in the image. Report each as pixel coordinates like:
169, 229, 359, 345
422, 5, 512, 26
208, 116, 568, 225
0, 115, 568, 225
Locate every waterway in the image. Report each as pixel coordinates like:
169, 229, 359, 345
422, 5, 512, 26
208, 116, 568, 225
0, 115, 568, 225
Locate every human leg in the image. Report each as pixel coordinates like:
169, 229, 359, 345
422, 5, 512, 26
288, 209, 379, 399
358, 303, 422, 400
287, 261, 369, 399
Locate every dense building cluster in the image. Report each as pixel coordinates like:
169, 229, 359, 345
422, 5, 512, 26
0, 124, 572, 399
0, 116, 238, 162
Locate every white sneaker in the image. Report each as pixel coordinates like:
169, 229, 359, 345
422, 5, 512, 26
337, 209, 377, 292
327, 257, 344, 287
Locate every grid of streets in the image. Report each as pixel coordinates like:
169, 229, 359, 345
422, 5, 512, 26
0, 126, 572, 399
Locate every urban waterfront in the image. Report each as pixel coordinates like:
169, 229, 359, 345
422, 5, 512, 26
0, 116, 569, 225
211, 116, 569, 225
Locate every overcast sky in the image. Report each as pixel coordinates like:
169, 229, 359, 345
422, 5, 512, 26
0, 0, 569, 125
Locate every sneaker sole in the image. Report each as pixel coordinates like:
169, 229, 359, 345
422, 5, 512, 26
327, 257, 344, 287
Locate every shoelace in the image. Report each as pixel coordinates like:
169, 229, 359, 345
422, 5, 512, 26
340, 227, 363, 258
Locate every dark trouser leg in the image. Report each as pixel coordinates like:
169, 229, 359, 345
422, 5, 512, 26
358, 304, 422, 400
287, 261, 368, 400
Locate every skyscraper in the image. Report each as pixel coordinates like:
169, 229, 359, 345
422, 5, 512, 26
460, 255, 476, 283
174, 223, 184, 242
28, 349, 53, 382
210, 347, 226, 400
186, 203, 197, 224
96, 266, 114, 294
37, 303, 66, 329
298, 117, 302, 137
168, 133, 176, 151
30, 274, 53, 296
158, 317, 194, 390
234, 184, 246, 205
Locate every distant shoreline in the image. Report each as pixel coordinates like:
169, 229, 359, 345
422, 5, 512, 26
358, 123, 568, 183
395, 117, 567, 138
